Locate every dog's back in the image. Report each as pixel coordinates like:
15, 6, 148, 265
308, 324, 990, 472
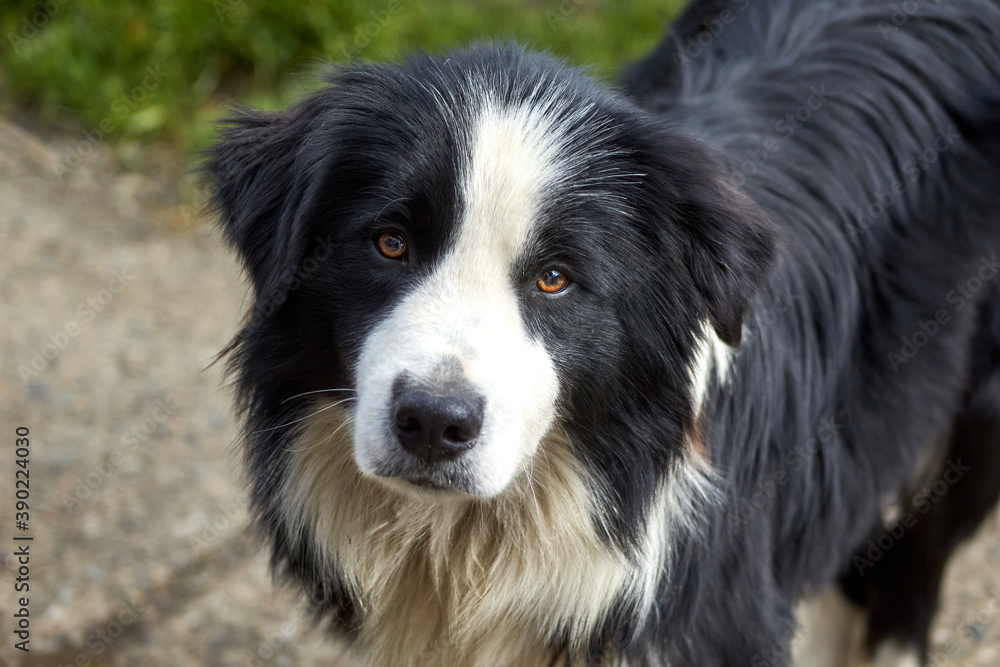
628, 0, 1000, 663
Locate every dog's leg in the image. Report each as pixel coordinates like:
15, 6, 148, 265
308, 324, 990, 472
839, 299, 1000, 665
792, 588, 866, 667
867, 640, 922, 667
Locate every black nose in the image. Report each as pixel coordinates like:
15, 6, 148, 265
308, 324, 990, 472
392, 388, 484, 463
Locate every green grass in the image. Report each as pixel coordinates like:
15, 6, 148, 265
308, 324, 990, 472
0, 0, 683, 154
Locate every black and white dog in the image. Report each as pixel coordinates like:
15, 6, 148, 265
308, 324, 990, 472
208, 0, 1000, 664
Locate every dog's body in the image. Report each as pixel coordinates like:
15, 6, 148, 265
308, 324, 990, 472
209, 0, 1000, 664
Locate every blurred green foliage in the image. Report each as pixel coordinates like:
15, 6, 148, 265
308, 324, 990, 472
0, 0, 682, 152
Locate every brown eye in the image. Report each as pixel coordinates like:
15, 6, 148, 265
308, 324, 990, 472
536, 269, 568, 294
376, 232, 407, 260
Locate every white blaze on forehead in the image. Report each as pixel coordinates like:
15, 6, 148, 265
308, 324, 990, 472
351, 99, 569, 496
460, 101, 567, 261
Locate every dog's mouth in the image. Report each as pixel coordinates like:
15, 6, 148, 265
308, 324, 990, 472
372, 460, 481, 497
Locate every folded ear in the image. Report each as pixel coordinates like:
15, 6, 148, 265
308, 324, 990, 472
640, 128, 780, 347
682, 177, 779, 346
204, 101, 323, 303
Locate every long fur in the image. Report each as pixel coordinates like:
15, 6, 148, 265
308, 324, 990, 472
281, 407, 715, 665
209, 0, 1000, 664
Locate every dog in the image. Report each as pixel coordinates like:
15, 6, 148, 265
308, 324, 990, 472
207, 0, 1000, 664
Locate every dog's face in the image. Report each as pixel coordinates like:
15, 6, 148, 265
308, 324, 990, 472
352, 102, 591, 497
211, 45, 774, 523
350, 87, 738, 497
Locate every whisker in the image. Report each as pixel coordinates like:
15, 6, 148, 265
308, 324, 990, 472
286, 414, 354, 453
373, 196, 407, 224
253, 398, 357, 434
280, 388, 357, 405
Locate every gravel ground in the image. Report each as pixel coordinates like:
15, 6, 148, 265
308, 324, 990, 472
0, 117, 998, 666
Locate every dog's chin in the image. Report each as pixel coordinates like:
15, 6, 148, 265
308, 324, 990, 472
367, 459, 496, 501
374, 473, 482, 501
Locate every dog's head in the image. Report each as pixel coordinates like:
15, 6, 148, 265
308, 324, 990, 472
210, 45, 774, 549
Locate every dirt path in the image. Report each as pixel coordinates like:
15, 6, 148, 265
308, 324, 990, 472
0, 118, 997, 666
0, 120, 349, 666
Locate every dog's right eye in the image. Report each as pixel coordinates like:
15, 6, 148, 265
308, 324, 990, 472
375, 232, 407, 260
536, 268, 569, 294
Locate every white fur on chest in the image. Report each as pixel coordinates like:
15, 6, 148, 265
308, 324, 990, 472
279, 406, 715, 666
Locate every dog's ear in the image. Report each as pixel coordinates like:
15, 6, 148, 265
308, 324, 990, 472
640, 127, 779, 347
205, 101, 323, 303
680, 175, 779, 347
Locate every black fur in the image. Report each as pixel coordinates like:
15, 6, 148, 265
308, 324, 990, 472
209, 0, 1000, 663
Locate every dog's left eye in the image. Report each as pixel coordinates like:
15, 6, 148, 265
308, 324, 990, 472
536, 269, 569, 294
375, 232, 407, 260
